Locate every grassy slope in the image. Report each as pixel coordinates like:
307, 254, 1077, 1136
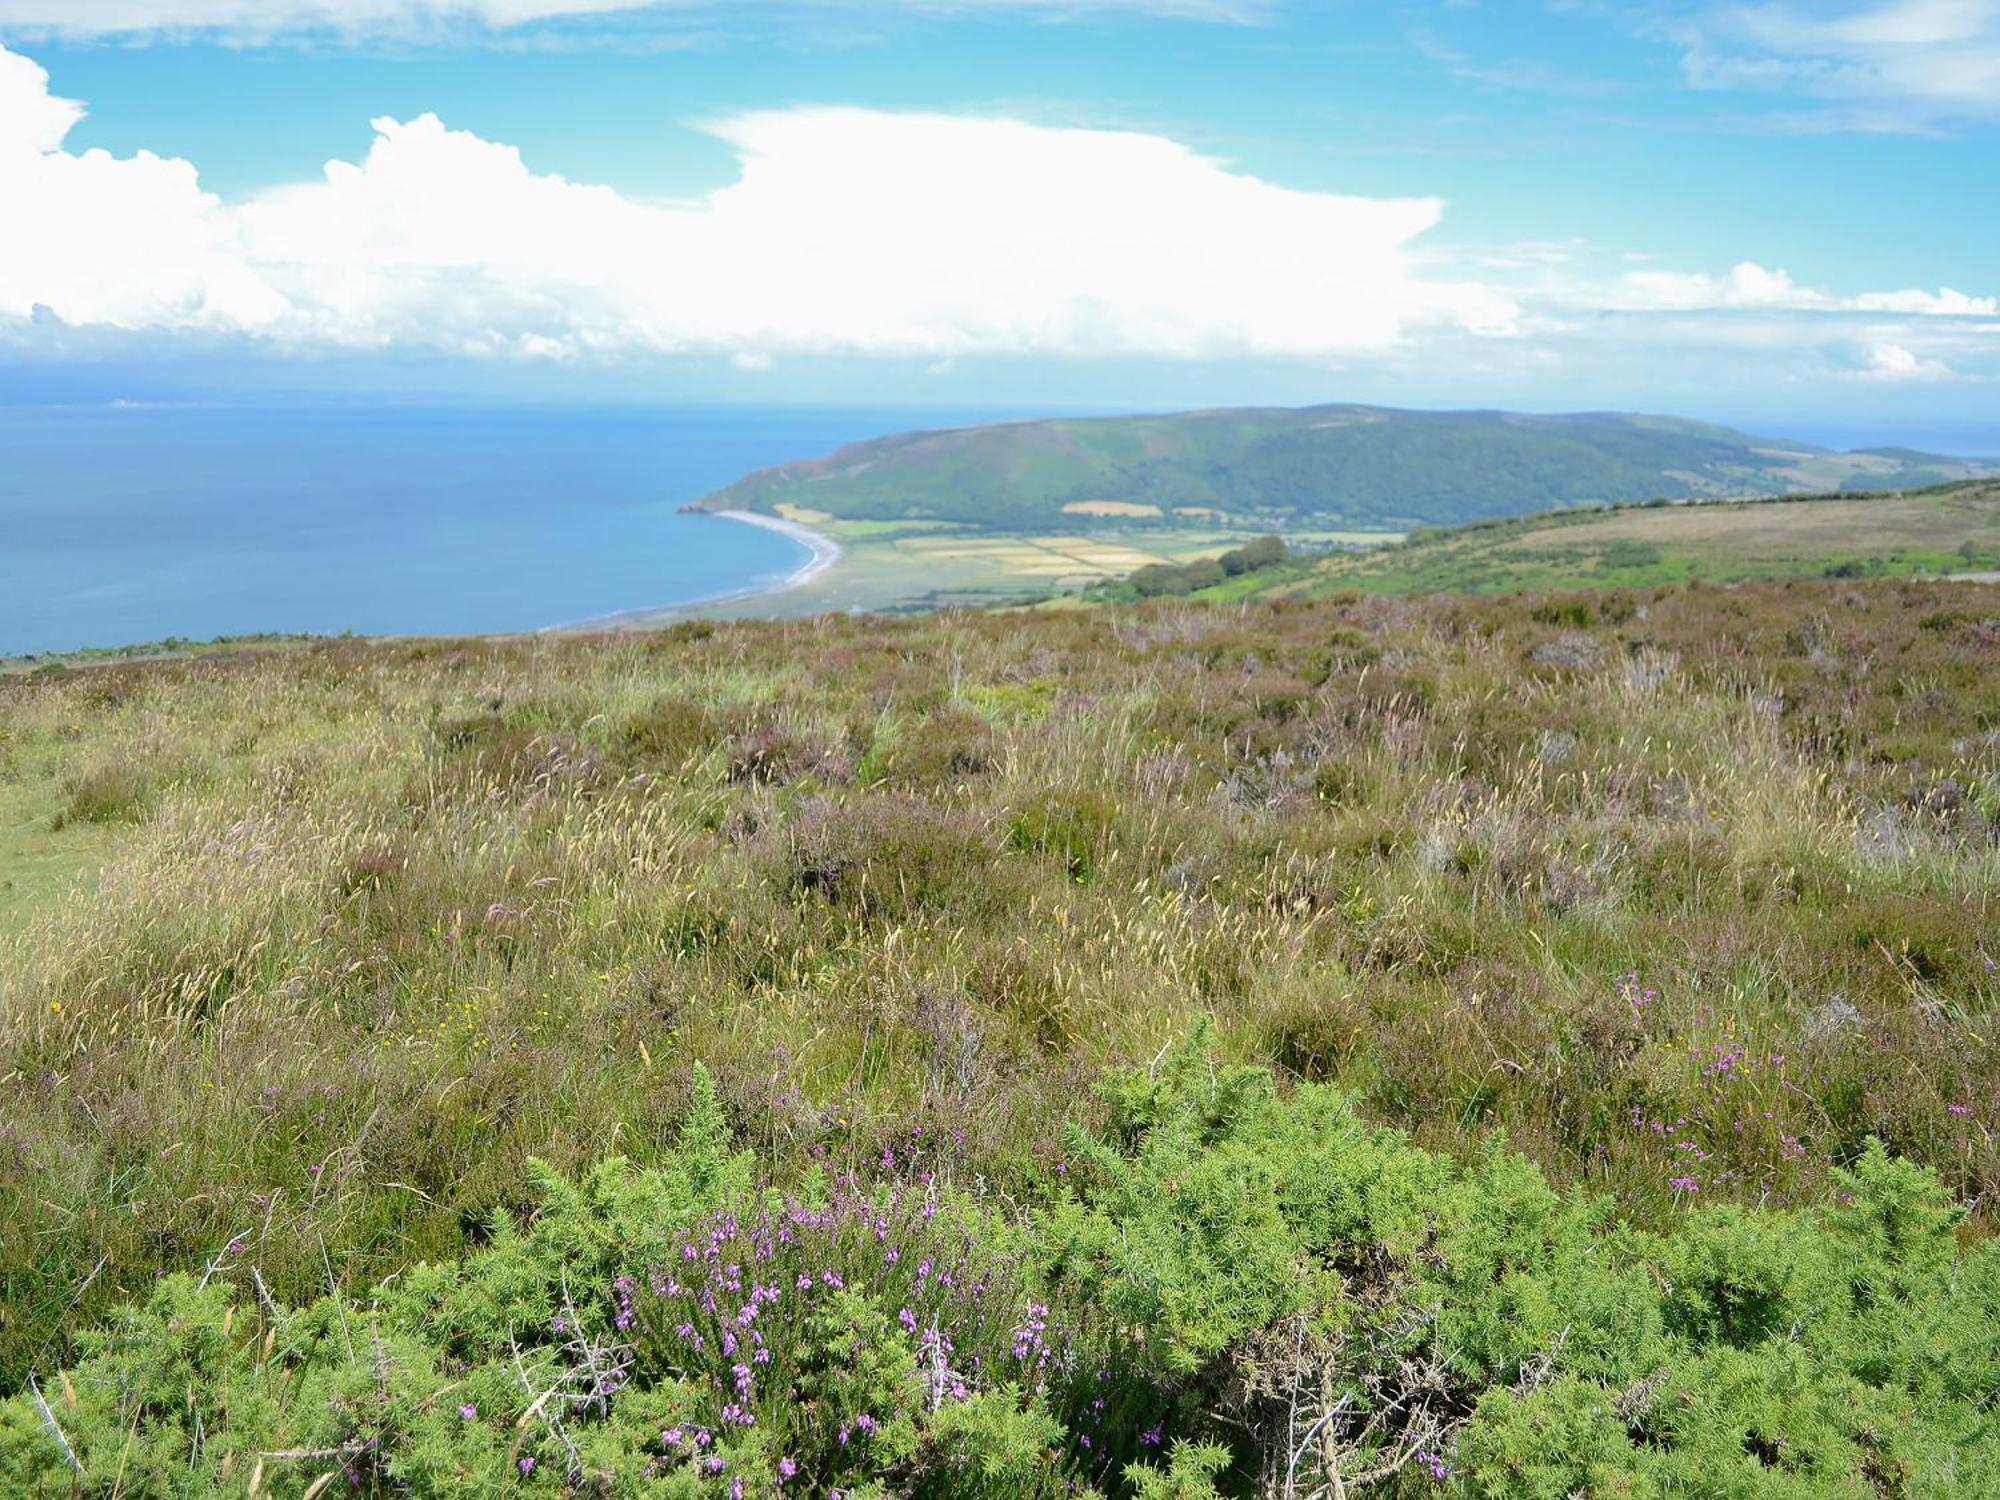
1215, 480, 2000, 600
2, 581, 1998, 1383
696, 404, 1996, 529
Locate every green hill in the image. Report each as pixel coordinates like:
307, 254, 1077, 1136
694, 404, 1996, 529
1225, 478, 2000, 599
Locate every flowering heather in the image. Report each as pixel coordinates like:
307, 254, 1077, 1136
631, 1174, 1067, 1491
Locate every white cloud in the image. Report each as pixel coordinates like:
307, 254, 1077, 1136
1853, 286, 1999, 315
1609, 259, 1995, 316
0, 0, 1265, 36
0, 49, 291, 330
1858, 340, 1953, 381
0, 44, 1510, 360
1674, 1, 2000, 125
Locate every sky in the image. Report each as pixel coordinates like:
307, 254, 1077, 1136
1, 0, 1997, 436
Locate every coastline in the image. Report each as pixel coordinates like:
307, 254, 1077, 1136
711, 509, 844, 592
547, 508, 844, 631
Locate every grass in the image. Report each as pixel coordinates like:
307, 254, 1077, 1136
2, 577, 1998, 1398
1258, 482, 2000, 599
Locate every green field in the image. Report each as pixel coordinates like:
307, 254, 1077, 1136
3, 578, 1999, 1494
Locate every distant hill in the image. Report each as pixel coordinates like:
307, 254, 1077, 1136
1199, 479, 2000, 600
692, 405, 1997, 530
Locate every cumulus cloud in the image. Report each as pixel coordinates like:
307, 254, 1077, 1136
1609, 259, 1995, 316
0, 49, 291, 330
1858, 340, 1953, 381
0, 44, 1512, 360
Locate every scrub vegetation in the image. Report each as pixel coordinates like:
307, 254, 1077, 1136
2, 577, 1998, 1494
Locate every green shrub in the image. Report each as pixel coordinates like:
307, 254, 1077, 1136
2, 1044, 1997, 1497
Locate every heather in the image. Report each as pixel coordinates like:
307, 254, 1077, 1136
3, 577, 2000, 1490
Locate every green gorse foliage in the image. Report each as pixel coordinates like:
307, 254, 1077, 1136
2, 1041, 1994, 1496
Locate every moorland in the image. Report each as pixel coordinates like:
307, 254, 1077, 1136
2, 573, 1997, 1495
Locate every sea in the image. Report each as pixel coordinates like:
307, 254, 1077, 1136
0, 401, 1005, 658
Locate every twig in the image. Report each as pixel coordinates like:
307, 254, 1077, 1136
28, 1375, 84, 1477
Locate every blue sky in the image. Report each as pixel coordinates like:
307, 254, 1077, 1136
2, 1, 1996, 438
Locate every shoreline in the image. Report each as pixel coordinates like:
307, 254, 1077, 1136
546, 509, 844, 632
711, 509, 844, 592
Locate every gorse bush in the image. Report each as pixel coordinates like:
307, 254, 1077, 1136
3, 1042, 1994, 1497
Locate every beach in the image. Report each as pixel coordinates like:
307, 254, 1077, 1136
549, 508, 845, 631
711, 509, 844, 592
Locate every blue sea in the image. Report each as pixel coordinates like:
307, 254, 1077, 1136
0, 402, 1001, 657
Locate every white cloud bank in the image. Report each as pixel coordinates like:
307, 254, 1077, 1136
0, 44, 1511, 360
1612, 259, 1996, 316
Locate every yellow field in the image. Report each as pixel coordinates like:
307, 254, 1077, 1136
1060, 500, 1163, 518
689, 527, 1248, 617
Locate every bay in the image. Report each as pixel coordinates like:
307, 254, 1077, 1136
0, 401, 1004, 657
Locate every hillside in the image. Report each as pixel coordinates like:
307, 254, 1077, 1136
3, 581, 1999, 1495
693, 404, 1996, 529
1225, 477, 2000, 599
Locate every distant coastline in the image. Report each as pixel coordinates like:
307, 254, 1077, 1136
549, 509, 843, 632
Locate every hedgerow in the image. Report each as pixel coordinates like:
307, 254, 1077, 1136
4, 1041, 1993, 1497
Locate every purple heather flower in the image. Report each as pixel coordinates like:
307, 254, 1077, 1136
778, 1456, 798, 1480
1949, 1102, 1973, 1117
458, 1403, 477, 1421
518, 1457, 537, 1476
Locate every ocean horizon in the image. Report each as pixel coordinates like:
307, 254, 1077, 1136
0, 401, 1010, 657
